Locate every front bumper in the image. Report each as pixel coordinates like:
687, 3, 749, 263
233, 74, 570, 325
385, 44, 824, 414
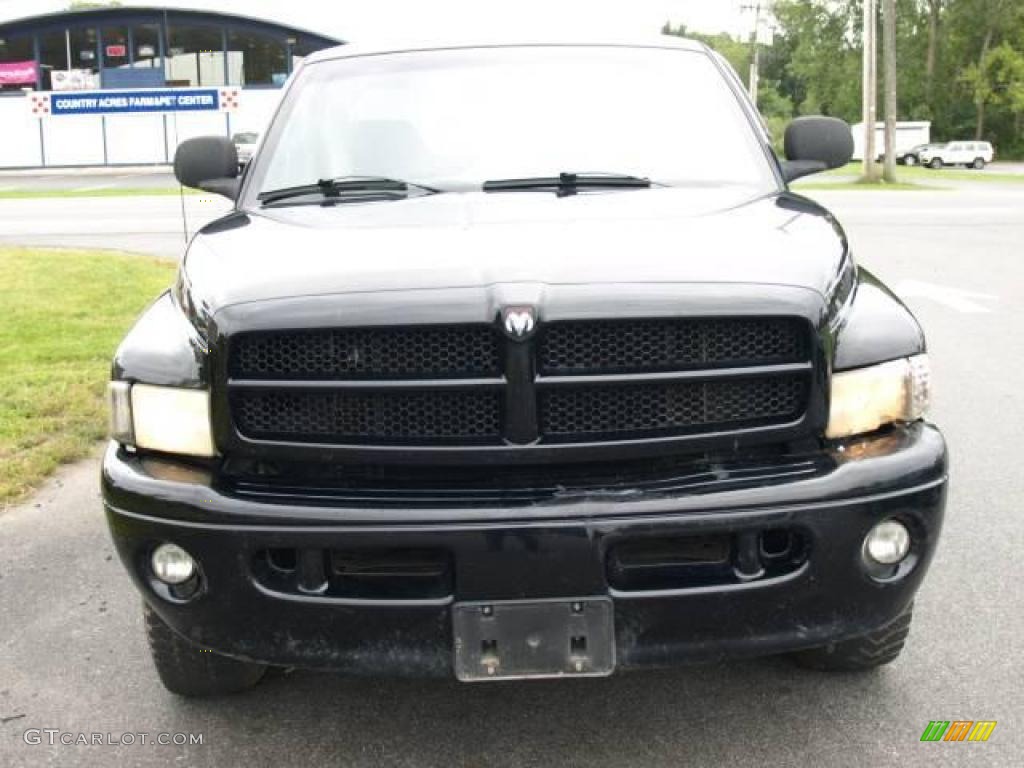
102, 423, 947, 676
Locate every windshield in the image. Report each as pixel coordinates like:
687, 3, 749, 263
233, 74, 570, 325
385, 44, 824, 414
246, 46, 777, 203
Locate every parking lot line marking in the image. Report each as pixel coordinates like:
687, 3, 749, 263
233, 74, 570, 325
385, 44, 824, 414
895, 280, 998, 313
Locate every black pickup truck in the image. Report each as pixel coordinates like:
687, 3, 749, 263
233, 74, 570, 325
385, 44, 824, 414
103, 37, 947, 696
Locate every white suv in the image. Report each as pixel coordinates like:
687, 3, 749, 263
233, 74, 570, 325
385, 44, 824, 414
919, 141, 994, 170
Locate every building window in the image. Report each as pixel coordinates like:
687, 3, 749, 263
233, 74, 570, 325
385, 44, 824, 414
101, 26, 130, 70
0, 32, 35, 91
165, 23, 224, 87
38, 29, 69, 90
0, 31, 33, 62
289, 34, 326, 73
132, 23, 161, 69
227, 28, 287, 86
68, 26, 100, 74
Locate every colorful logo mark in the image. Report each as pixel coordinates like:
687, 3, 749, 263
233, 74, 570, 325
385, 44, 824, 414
920, 721, 997, 742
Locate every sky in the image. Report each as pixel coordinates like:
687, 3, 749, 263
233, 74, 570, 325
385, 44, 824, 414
0, 0, 757, 41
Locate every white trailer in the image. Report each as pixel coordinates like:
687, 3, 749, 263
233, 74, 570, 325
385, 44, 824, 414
851, 121, 931, 161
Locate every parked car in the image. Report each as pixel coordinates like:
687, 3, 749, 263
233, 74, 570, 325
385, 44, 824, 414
105, 37, 947, 696
900, 143, 943, 166
231, 131, 259, 169
919, 140, 994, 169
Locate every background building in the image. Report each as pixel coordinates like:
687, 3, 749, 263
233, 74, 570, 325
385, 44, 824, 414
850, 121, 932, 162
0, 6, 340, 167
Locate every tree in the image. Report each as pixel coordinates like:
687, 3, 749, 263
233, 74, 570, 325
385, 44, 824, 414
946, 0, 1023, 139
771, 0, 863, 120
662, 2, 1024, 159
963, 42, 1024, 136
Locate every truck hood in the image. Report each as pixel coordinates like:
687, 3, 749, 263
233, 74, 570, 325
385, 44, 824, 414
183, 187, 849, 319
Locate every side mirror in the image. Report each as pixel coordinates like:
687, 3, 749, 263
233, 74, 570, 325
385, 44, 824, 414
781, 117, 854, 183
173, 136, 240, 200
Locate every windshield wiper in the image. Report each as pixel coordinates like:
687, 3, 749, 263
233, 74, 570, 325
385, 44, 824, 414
257, 176, 438, 205
483, 172, 654, 196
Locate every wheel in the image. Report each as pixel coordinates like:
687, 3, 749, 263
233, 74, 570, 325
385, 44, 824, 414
791, 603, 913, 671
929, 158, 943, 169
904, 155, 917, 167
144, 602, 266, 696
972, 158, 985, 170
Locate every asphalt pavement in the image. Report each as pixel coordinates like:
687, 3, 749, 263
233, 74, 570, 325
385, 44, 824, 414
0, 191, 232, 259
0, 166, 178, 192
1, 178, 1023, 766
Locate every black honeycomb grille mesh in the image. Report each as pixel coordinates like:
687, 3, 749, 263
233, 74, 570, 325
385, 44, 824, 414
231, 326, 499, 380
539, 376, 807, 440
539, 317, 808, 375
233, 389, 502, 445
226, 317, 812, 448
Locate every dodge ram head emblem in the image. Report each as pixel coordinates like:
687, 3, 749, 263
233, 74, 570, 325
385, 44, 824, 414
501, 306, 537, 339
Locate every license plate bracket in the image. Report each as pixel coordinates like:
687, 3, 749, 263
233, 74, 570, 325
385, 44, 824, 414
453, 597, 615, 682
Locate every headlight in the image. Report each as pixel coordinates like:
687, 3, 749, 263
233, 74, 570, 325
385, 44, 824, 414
826, 354, 930, 439
107, 382, 216, 457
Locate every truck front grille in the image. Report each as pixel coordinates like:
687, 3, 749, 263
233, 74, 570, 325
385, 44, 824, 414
231, 325, 499, 380
539, 317, 808, 374
233, 389, 503, 445
225, 316, 814, 450
539, 376, 807, 440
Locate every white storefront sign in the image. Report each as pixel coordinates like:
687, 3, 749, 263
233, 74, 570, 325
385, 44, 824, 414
51, 69, 101, 91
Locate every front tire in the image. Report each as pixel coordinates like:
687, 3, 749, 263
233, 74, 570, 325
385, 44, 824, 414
972, 158, 986, 170
792, 603, 913, 671
929, 158, 943, 169
144, 603, 266, 696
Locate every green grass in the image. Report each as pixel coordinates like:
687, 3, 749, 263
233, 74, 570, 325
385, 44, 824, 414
796, 179, 933, 191
815, 161, 1024, 184
0, 247, 175, 507
0, 186, 202, 199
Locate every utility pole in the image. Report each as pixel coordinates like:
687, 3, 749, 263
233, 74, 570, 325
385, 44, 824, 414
882, 0, 897, 182
862, 0, 879, 182
749, 2, 761, 105
741, 2, 766, 105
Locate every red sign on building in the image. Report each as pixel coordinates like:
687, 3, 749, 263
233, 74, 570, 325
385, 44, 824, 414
0, 59, 38, 85
105, 44, 127, 58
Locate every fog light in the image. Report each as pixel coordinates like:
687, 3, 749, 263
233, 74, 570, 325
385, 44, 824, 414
151, 543, 196, 585
863, 520, 911, 565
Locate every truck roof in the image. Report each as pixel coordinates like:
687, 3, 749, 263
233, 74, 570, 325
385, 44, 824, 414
305, 35, 707, 65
